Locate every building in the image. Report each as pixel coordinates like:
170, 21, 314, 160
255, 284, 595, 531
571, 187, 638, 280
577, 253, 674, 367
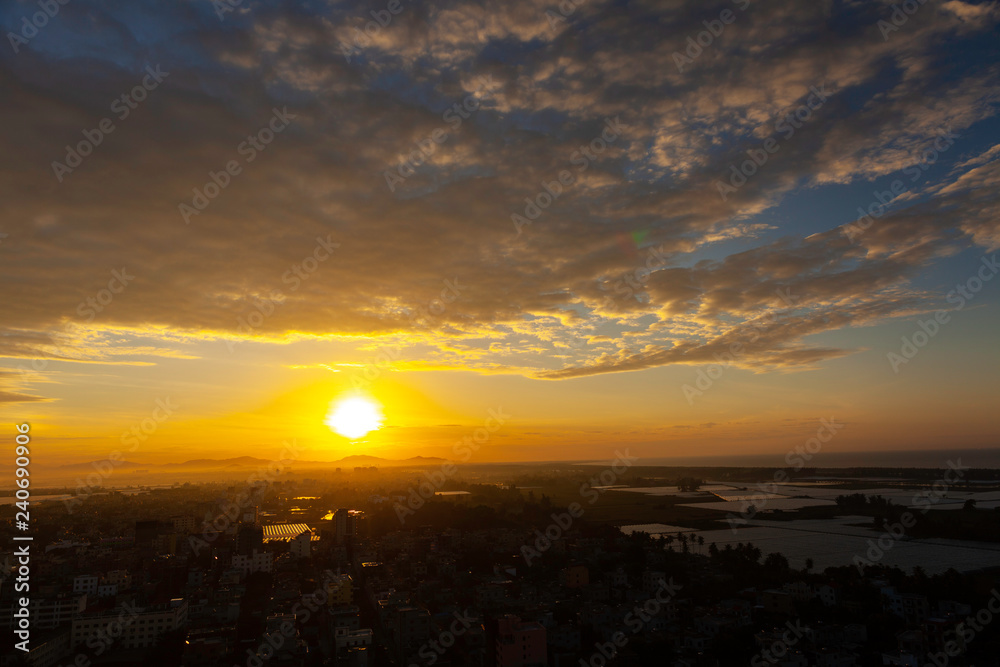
171, 515, 197, 534
232, 550, 273, 575
882, 588, 930, 625
71, 599, 188, 650
291, 529, 313, 558
391, 606, 430, 664
105, 569, 132, 589
495, 615, 547, 667
328, 605, 361, 632
9, 629, 71, 667
334, 509, 350, 544
1, 595, 87, 630
817, 583, 840, 607
759, 589, 796, 615
236, 523, 264, 556
324, 572, 354, 606
152, 532, 178, 555
333, 509, 367, 544
335, 627, 373, 653
261, 613, 301, 661
642, 570, 667, 593
135, 520, 174, 550
73, 575, 99, 596
559, 564, 589, 588
184, 626, 236, 665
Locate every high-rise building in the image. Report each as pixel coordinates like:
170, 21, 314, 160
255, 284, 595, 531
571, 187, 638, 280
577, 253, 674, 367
241, 506, 259, 525
171, 515, 197, 534
392, 606, 430, 664
135, 520, 170, 547
334, 509, 367, 545
334, 508, 350, 544
291, 529, 312, 558
236, 524, 263, 556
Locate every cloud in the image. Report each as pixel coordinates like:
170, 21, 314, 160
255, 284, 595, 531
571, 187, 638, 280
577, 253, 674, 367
0, 0, 997, 383
0, 370, 49, 404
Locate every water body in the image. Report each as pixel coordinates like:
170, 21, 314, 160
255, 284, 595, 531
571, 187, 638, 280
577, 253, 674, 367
632, 448, 1000, 469
688, 516, 1000, 574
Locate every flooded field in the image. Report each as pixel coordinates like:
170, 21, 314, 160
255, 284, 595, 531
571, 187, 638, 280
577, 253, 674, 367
683, 516, 1000, 574
678, 498, 837, 511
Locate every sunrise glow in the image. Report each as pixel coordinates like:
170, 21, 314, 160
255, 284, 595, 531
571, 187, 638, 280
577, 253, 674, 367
325, 396, 384, 440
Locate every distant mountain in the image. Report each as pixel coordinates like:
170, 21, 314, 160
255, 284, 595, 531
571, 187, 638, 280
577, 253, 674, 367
159, 456, 272, 469
314, 454, 451, 466
46, 454, 449, 470
45, 460, 151, 472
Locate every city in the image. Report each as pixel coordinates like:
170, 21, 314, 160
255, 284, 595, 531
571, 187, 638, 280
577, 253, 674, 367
2, 460, 1000, 666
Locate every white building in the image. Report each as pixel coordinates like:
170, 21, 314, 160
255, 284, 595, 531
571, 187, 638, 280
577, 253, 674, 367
16, 629, 71, 667
290, 530, 312, 558
2, 595, 87, 629
232, 550, 273, 574
71, 599, 188, 650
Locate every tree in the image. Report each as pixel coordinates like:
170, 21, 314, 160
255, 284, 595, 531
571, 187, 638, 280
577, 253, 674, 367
676, 477, 703, 492
764, 552, 790, 572
963, 499, 977, 511
805, 558, 814, 572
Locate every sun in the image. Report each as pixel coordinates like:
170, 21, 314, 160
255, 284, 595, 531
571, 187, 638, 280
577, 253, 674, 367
325, 396, 384, 439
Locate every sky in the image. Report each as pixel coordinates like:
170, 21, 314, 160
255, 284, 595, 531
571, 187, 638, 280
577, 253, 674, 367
1, 0, 999, 466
